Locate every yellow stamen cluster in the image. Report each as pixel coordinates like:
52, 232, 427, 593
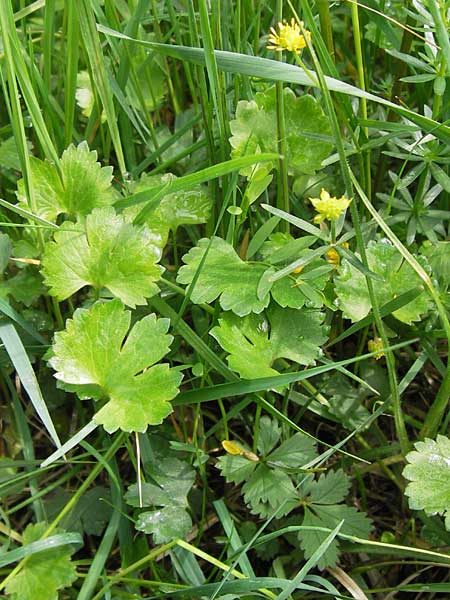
268, 18, 311, 54
310, 188, 352, 224
368, 337, 385, 360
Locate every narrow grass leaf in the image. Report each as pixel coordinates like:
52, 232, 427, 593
0, 323, 61, 449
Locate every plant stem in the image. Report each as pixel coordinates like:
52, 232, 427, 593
274, 0, 290, 233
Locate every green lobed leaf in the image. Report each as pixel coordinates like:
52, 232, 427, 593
421, 241, 450, 289
335, 239, 432, 324
5, 522, 77, 600
17, 141, 115, 221
216, 454, 258, 486
260, 233, 332, 310
45, 487, 112, 536
230, 87, 333, 176
297, 469, 372, 569
135, 505, 192, 543
299, 503, 372, 570
242, 465, 297, 516
0, 269, 46, 306
210, 306, 328, 380
126, 448, 195, 544
126, 456, 195, 508
403, 435, 450, 529
177, 236, 269, 316
268, 433, 317, 469
257, 415, 281, 456
49, 299, 182, 433
319, 373, 372, 430
124, 172, 212, 249
303, 470, 351, 505
42, 206, 163, 308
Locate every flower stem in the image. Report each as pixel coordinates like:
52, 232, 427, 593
275, 0, 290, 233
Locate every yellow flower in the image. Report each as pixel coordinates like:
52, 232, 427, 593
222, 440, 244, 456
326, 242, 349, 267
368, 337, 385, 360
268, 18, 311, 54
310, 188, 352, 224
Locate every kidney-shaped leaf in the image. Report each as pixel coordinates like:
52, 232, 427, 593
42, 207, 163, 308
49, 300, 182, 432
230, 87, 333, 176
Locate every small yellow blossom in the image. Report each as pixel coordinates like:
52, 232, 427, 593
222, 440, 244, 456
368, 337, 385, 360
221, 440, 259, 461
268, 18, 311, 54
326, 242, 349, 267
310, 188, 352, 224
292, 265, 304, 274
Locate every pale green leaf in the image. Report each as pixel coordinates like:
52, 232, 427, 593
403, 435, 450, 528
210, 306, 328, 380
335, 240, 432, 324
230, 87, 333, 176
49, 299, 182, 432
124, 172, 212, 249
42, 207, 163, 308
17, 141, 115, 221
135, 506, 192, 543
5, 522, 77, 600
177, 236, 269, 316
126, 456, 195, 508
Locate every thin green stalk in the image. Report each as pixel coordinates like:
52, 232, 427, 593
274, 0, 290, 233
316, 0, 335, 60
350, 0, 371, 200
297, 2, 409, 455
64, 0, 79, 147
78, 0, 126, 175
150, 0, 180, 114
